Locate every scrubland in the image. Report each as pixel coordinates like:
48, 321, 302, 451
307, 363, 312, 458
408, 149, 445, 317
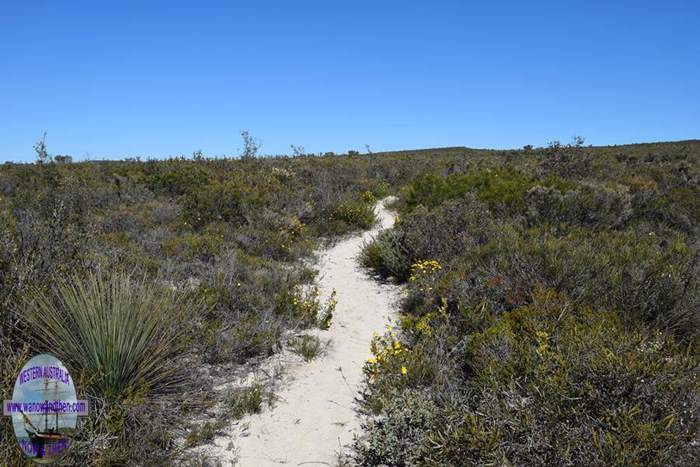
357, 141, 699, 466
0, 140, 698, 465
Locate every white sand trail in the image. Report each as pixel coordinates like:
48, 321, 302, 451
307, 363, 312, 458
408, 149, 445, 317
204, 198, 399, 466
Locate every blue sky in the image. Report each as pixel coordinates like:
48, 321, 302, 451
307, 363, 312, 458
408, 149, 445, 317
1, 1, 698, 162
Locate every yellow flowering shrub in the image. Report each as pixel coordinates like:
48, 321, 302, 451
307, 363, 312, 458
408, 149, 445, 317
408, 259, 442, 282
407, 260, 443, 297
289, 284, 321, 324
365, 327, 410, 382
361, 190, 377, 204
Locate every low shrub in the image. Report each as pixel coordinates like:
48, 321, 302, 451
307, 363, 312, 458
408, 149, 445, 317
146, 165, 209, 197
225, 382, 265, 419
181, 178, 249, 228
355, 290, 700, 466
288, 334, 327, 362
318, 289, 336, 330
361, 196, 495, 281
360, 229, 411, 280
354, 147, 700, 465
364, 202, 700, 339
526, 182, 633, 229
353, 389, 439, 466
21, 271, 194, 399
403, 168, 571, 215
324, 199, 376, 235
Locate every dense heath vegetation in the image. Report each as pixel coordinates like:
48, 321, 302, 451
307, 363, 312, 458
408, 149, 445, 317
0, 145, 472, 465
357, 141, 700, 466
1, 139, 698, 465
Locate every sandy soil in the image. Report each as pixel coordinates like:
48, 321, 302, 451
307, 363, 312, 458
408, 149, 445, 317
202, 197, 399, 466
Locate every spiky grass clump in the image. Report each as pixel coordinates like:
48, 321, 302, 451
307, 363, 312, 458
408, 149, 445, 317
226, 382, 265, 419
22, 272, 192, 400
289, 334, 327, 362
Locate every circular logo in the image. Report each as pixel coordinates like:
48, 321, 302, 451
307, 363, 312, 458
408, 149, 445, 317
4, 354, 87, 463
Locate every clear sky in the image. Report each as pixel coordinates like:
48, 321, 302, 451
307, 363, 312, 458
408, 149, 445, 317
1, 1, 698, 162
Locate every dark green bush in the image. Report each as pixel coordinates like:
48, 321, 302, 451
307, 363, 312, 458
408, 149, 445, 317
146, 165, 209, 197
182, 178, 248, 228
320, 197, 376, 236
403, 168, 573, 216
404, 169, 530, 214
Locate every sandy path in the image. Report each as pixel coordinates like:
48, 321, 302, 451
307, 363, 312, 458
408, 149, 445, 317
203, 198, 399, 466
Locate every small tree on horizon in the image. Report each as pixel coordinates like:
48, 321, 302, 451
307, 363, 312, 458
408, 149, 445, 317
34, 132, 51, 164
291, 145, 305, 157
240, 130, 261, 160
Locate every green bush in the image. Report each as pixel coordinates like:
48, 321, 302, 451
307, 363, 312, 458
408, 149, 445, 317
403, 168, 571, 215
360, 229, 412, 280
21, 272, 193, 399
525, 182, 632, 229
364, 202, 700, 339
354, 389, 439, 466
323, 199, 376, 235
289, 334, 327, 362
355, 290, 699, 466
146, 165, 209, 197
361, 196, 495, 280
354, 144, 700, 465
225, 382, 265, 419
182, 178, 249, 228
